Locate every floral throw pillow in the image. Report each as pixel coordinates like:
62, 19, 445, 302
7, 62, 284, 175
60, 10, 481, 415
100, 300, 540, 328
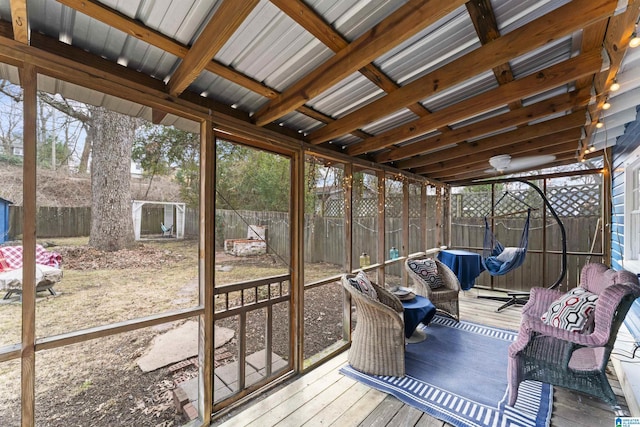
349, 271, 378, 300
541, 287, 598, 333
407, 258, 443, 290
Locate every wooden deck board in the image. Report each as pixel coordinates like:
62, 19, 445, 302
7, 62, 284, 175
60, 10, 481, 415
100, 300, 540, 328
212, 290, 627, 427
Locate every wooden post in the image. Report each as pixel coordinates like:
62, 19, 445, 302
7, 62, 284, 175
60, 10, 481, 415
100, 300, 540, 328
402, 180, 409, 286
421, 184, 428, 251
343, 162, 353, 342
377, 170, 385, 285
603, 148, 613, 265
291, 148, 304, 372
344, 163, 353, 273
21, 63, 37, 427
198, 120, 214, 424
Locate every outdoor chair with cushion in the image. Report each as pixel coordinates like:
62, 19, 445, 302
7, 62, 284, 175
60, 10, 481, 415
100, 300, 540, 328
342, 272, 405, 377
161, 222, 174, 237
507, 263, 640, 410
405, 256, 461, 320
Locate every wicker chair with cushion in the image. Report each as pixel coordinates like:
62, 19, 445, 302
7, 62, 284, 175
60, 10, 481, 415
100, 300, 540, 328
342, 273, 405, 377
507, 263, 640, 409
404, 256, 461, 320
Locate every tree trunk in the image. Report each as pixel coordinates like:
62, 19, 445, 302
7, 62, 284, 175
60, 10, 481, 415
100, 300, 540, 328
88, 107, 138, 251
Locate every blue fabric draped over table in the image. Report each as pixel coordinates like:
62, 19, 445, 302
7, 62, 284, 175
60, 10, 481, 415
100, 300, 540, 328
437, 249, 485, 291
402, 295, 436, 338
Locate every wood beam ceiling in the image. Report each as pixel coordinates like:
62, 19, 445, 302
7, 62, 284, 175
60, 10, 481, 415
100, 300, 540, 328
53, 0, 367, 141
19, 0, 637, 185
408, 110, 587, 172
252, 0, 467, 126
423, 133, 582, 178
307, 0, 616, 146
377, 89, 590, 165
346, 50, 602, 156
168, 0, 260, 96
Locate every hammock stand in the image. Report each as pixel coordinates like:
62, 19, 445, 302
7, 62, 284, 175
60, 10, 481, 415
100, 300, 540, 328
478, 179, 567, 312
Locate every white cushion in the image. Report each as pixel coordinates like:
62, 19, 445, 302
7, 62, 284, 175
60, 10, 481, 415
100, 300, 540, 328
496, 247, 523, 263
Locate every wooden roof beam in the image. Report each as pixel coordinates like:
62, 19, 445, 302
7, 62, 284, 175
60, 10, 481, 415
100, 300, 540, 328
346, 50, 601, 157
168, 0, 260, 96
54, 0, 355, 130
444, 152, 581, 184
271, 0, 433, 120
252, 0, 467, 126
466, 0, 521, 110
9, 0, 28, 44
377, 88, 590, 165
424, 135, 581, 179
580, 0, 640, 159
403, 110, 587, 171
308, 0, 617, 145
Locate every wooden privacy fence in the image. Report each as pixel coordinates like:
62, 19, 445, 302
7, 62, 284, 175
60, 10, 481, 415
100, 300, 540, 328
9, 206, 91, 238
216, 210, 440, 270
8, 205, 200, 239
451, 216, 602, 291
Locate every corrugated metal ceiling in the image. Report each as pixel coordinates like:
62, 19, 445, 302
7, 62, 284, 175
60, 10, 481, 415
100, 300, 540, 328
0, 0, 636, 184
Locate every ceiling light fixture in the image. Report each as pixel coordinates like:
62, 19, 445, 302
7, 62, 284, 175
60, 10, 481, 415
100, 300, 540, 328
489, 154, 511, 172
596, 121, 604, 128
630, 31, 640, 48
602, 100, 611, 110
610, 79, 621, 92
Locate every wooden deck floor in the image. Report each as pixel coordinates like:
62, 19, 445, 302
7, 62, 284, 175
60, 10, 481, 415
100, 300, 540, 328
212, 289, 628, 427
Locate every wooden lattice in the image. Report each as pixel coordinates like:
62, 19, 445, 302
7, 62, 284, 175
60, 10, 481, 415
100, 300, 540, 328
452, 185, 601, 218
322, 185, 600, 218
323, 196, 428, 218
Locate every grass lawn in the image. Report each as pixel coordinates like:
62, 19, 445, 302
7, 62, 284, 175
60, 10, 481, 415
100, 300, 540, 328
0, 237, 348, 426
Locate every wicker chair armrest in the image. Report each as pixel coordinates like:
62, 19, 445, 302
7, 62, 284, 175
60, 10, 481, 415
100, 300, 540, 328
372, 282, 403, 313
521, 287, 564, 318
518, 317, 605, 348
435, 260, 462, 292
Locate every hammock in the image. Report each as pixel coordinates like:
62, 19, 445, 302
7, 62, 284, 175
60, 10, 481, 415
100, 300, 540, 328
482, 208, 531, 276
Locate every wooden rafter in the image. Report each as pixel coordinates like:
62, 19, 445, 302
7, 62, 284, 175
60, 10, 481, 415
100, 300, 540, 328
309, 1, 615, 144
377, 89, 590, 164
580, 0, 640, 158
410, 112, 586, 172
423, 132, 582, 178
168, 0, 260, 96
271, 0, 432, 122
252, 0, 467, 126
446, 152, 581, 184
9, 0, 27, 44
346, 50, 601, 156
308, 0, 616, 146
466, 0, 521, 110
53, 0, 361, 137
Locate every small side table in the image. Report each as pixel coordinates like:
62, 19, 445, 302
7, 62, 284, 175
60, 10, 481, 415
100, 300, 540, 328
437, 249, 485, 290
402, 295, 436, 343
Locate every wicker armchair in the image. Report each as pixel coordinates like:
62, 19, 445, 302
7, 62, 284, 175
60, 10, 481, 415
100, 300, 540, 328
507, 263, 640, 409
342, 274, 405, 377
404, 256, 461, 320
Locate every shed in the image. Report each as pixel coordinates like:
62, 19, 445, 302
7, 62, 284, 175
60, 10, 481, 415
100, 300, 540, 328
0, 197, 12, 244
132, 200, 186, 240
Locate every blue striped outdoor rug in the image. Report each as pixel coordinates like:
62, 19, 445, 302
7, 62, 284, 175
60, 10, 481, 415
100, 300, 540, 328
340, 316, 552, 427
